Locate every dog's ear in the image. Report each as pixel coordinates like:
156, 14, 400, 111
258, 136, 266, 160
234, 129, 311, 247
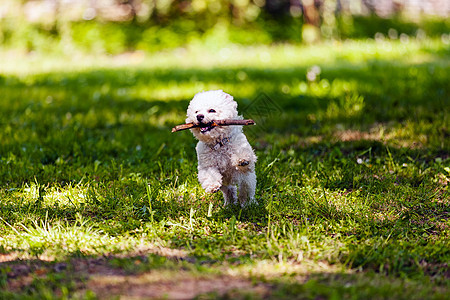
224, 93, 238, 115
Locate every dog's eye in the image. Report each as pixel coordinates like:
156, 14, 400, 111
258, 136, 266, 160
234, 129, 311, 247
208, 109, 216, 113
195, 111, 198, 114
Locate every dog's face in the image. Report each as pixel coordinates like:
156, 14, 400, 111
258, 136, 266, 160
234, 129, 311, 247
186, 90, 238, 142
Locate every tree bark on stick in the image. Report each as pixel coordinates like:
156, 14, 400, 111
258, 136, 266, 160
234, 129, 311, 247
172, 119, 255, 133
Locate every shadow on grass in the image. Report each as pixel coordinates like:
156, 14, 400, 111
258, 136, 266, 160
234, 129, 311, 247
1, 60, 448, 162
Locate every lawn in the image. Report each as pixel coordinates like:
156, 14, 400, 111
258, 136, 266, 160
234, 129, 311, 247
0, 38, 449, 299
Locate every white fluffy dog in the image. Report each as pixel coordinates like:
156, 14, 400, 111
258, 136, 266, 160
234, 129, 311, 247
186, 90, 257, 206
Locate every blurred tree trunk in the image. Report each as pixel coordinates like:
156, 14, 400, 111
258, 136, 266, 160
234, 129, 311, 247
302, 0, 320, 26
49, 0, 59, 32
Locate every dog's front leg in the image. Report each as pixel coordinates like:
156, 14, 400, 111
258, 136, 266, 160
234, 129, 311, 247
220, 185, 238, 206
238, 172, 257, 206
198, 167, 222, 193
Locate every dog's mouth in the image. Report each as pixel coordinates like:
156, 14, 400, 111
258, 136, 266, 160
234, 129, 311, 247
198, 122, 215, 134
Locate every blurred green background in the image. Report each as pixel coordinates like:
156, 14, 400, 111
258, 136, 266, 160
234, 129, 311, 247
1, 0, 449, 54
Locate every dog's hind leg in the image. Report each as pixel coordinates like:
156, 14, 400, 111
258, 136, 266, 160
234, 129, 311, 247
220, 185, 237, 206
238, 172, 257, 206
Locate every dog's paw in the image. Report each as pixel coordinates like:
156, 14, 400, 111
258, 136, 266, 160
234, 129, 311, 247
241, 198, 258, 207
238, 159, 250, 166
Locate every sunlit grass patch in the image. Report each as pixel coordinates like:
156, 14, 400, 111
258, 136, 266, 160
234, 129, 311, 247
0, 38, 447, 76
0, 213, 154, 259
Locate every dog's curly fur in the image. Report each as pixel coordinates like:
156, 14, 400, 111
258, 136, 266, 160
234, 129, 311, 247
186, 90, 257, 206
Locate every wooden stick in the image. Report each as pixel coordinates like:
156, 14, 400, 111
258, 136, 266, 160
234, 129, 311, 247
172, 119, 255, 133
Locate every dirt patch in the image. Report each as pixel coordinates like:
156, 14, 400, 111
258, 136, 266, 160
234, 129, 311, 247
1, 252, 273, 299
333, 128, 428, 149
88, 271, 270, 299
1, 245, 345, 299
335, 129, 382, 142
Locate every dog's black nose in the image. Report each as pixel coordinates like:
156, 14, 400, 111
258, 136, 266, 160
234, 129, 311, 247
196, 114, 204, 122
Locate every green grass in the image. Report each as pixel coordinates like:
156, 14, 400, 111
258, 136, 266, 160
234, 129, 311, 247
0, 38, 449, 299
